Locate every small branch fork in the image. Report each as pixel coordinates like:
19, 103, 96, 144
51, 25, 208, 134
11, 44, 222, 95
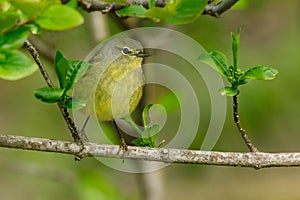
76, 0, 239, 17
233, 92, 258, 153
2, 134, 300, 169
24, 41, 84, 157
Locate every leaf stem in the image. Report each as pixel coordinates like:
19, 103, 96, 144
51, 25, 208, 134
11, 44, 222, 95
24, 41, 84, 148
233, 91, 259, 153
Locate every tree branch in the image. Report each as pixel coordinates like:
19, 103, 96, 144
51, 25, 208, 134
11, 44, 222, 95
24, 41, 83, 146
77, 0, 239, 17
233, 92, 258, 152
1, 133, 300, 169
203, 0, 240, 17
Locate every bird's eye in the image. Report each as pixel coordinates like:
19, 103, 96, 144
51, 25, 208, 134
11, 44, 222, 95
121, 47, 131, 55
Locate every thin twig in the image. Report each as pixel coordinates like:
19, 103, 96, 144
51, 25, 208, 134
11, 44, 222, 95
77, 0, 238, 17
24, 41, 54, 87
2, 133, 300, 169
24, 41, 83, 149
233, 92, 258, 152
203, 0, 240, 17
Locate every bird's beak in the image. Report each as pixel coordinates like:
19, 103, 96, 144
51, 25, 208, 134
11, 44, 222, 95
135, 51, 150, 57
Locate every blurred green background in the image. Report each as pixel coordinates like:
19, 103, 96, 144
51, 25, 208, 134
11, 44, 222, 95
1, 0, 300, 199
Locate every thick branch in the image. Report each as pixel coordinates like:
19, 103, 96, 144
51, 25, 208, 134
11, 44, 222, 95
77, 0, 238, 17
1, 134, 300, 169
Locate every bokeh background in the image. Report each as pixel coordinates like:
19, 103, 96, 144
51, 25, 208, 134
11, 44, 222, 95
1, 0, 300, 199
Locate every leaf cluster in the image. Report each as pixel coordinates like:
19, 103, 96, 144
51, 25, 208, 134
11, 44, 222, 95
199, 28, 279, 96
118, 0, 208, 24
125, 104, 165, 148
0, 0, 84, 80
34, 51, 91, 110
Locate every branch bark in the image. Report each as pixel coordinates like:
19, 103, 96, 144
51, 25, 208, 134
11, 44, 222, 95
77, 0, 239, 17
1, 133, 300, 169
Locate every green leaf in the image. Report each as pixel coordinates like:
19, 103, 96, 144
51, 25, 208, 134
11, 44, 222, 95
118, 0, 208, 24
132, 138, 146, 146
145, 0, 208, 24
64, 98, 87, 110
149, 0, 155, 9
142, 124, 160, 138
36, 4, 84, 31
145, 7, 174, 22
10, 0, 57, 20
55, 51, 91, 91
242, 66, 279, 80
162, 0, 208, 24
0, 49, 38, 80
55, 50, 69, 89
65, 0, 78, 9
0, 26, 30, 49
63, 60, 91, 91
231, 28, 241, 70
238, 77, 251, 85
117, 5, 147, 18
70, 60, 92, 83
34, 87, 64, 103
142, 104, 153, 129
198, 50, 229, 77
27, 23, 42, 35
132, 136, 155, 147
218, 87, 238, 96
0, 11, 21, 34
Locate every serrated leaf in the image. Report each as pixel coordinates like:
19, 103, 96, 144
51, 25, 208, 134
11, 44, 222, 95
231, 28, 241, 70
34, 87, 64, 103
0, 26, 30, 49
117, 5, 147, 18
36, 4, 84, 31
198, 50, 229, 77
142, 104, 153, 128
218, 87, 238, 96
0, 49, 38, 80
64, 98, 87, 110
242, 66, 279, 80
